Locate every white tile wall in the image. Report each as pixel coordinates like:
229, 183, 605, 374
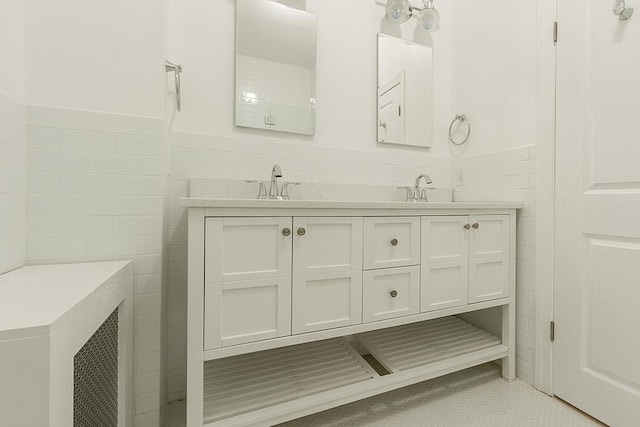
165, 131, 453, 401
25, 105, 166, 425
0, 92, 27, 274
453, 145, 536, 384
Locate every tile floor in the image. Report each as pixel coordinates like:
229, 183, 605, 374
164, 363, 603, 426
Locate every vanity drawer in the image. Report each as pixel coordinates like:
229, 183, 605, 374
363, 266, 420, 323
363, 217, 420, 269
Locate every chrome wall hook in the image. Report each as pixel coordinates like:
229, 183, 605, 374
613, 0, 634, 21
166, 60, 183, 111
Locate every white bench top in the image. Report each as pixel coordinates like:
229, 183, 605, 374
0, 261, 131, 340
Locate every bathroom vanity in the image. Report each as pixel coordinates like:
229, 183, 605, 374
184, 198, 519, 426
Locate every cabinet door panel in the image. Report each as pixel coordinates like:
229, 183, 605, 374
363, 217, 420, 269
292, 272, 362, 334
204, 217, 292, 350
421, 216, 469, 263
421, 261, 468, 312
468, 257, 509, 303
293, 217, 363, 276
204, 277, 292, 349
363, 266, 420, 322
469, 215, 509, 259
205, 217, 292, 283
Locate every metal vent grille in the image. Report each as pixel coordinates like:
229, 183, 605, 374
74, 308, 119, 427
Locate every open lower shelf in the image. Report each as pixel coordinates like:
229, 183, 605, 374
203, 338, 378, 424
356, 316, 503, 373
202, 316, 507, 426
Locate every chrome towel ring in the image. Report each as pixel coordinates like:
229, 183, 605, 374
449, 114, 471, 146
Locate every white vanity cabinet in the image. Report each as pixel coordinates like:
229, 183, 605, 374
362, 217, 421, 322
421, 215, 510, 312
203, 217, 292, 349
468, 215, 510, 303
292, 217, 363, 334
185, 200, 518, 427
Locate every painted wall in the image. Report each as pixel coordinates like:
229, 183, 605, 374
449, 0, 539, 385
25, 0, 165, 118
21, 1, 168, 424
0, 0, 27, 274
0, 0, 26, 102
451, 0, 537, 157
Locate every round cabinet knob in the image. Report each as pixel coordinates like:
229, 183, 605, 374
472, 223, 479, 229
297, 227, 306, 236
463, 223, 471, 230
390, 290, 398, 298
390, 238, 399, 246
282, 228, 291, 237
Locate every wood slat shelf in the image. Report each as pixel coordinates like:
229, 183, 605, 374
202, 338, 378, 424
201, 317, 508, 426
356, 316, 504, 373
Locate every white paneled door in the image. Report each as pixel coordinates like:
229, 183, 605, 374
555, 1, 640, 425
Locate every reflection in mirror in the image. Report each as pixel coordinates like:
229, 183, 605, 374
235, 0, 317, 135
377, 33, 433, 148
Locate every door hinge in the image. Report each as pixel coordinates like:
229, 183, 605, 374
553, 21, 558, 43
398, 105, 402, 116
550, 321, 555, 342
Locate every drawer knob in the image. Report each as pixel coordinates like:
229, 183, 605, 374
297, 227, 306, 236
390, 238, 398, 246
472, 223, 479, 229
282, 228, 291, 236
463, 223, 471, 230
390, 290, 398, 298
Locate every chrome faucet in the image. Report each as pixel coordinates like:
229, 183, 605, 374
245, 165, 300, 200
268, 164, 283, 199
397, 173, 433, 202
414, 173, 433, 201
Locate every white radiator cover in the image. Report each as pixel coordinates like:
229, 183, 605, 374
0, 261, 133, 427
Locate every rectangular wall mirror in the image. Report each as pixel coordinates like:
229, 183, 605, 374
235, 0, 317, 136
377, 33, 433, 148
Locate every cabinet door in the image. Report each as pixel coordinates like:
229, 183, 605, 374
363, 217, 420, 269
421, 216, 469, 312
421, 261, 469, 312
204, 217, 292, 349
468, 215, 510, 303
363, 266, 420, 322
421, 216, 469, 263
292, 217, 363, 334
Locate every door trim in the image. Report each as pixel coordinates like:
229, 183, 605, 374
534, 0, 558, 395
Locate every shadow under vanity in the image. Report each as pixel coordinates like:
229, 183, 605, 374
182, 184, 519, 426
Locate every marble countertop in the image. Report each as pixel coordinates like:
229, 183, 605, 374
181, 197, 522, 210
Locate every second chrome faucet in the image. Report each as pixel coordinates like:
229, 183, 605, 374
246, 165, 300, 200
397, 173, 433, 202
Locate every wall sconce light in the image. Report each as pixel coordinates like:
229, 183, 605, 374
384, 0, 440, 32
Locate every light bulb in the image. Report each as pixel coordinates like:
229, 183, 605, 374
613, 0, 626, 15
385, 0, 411, 24
417, 6, 439, 32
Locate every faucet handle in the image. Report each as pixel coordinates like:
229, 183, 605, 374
419, 188, 429, 202
245, 180, 267, 199
280, 182, 301, 200
396, 186, 416, 202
